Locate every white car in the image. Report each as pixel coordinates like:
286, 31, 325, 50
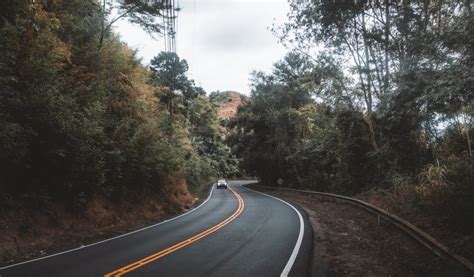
216, 179, 228, 189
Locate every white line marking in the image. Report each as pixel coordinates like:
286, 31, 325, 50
0, 185, 215, 270
242, 185, 304, 277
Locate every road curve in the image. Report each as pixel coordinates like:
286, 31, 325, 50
0, 180, 312, 276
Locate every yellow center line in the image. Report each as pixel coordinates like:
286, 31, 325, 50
104, 185, 245, 277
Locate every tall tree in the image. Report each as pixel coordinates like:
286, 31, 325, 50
150, 52, 200, 115
98, 0, 171, 49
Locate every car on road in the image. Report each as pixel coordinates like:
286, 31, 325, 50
216, 179, 228, 189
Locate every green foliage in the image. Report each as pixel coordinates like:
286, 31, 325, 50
115, 0, 167, 35
231, 1, 472, 230
150, 51, 204, 117
0, 1, 231, 205
228, 52, 315, 186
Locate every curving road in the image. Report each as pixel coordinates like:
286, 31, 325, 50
0, 180, 312, 277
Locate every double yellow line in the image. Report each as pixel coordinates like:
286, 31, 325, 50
104, 185, 245, 277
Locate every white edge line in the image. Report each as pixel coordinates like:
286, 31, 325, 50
242, 184, 304, 277
0, 185, 215, 270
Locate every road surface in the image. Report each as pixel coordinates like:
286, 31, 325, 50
0, 180, 312, 276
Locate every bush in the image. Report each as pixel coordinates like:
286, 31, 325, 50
439, 156, 474, 231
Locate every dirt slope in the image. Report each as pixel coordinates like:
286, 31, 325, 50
211, 91, 246, 119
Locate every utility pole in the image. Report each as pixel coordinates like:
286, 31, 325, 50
163, 0, 178, 53
162, 0, 179, 136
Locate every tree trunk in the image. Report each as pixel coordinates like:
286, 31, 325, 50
466, 129, 472, 158
365, 115, 379, 152
291, 160, 303, 188
99, 0, 106, 50
384, 0, 391, 93
362, 12, 379, 152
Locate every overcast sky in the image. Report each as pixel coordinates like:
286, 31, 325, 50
114, 0, 289, 94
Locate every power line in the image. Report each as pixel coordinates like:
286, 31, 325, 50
163, 0, 177, 53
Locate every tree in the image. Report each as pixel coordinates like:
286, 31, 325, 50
0, 1, 225, 204
150, 52, 200, 115
229, 53, 316, 186
98, 0, 171, 49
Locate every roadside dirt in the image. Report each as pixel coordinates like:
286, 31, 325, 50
0, 179, 202, 266
256, 187, 471, 277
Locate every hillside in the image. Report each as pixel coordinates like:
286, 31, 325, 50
209, 91, 246, 119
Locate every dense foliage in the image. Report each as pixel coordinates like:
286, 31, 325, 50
0, 0, 234, 206
229, 0, 473, 230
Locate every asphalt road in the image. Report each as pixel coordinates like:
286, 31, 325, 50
0, 180, 312, 277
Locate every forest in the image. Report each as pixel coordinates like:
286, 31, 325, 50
228, 0, 473, 236
0, 0, 238, 209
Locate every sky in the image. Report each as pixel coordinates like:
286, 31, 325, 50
114, 0, 289, 95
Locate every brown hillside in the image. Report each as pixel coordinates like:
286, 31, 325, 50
211, 91, 245, 119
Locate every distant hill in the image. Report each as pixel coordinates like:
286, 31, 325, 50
209, 91, 246, 119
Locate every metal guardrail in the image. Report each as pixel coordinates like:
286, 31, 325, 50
251, 184, 474, 274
